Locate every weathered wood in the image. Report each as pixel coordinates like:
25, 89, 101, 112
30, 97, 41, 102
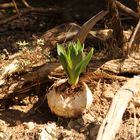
96, 76, 140, 140
42, 23, 81, 47
0, 62, 62, 99
42, 22, 107, 49
101, 58, 140, 74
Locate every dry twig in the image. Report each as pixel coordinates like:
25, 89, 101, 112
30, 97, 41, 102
116, 1, 139, 19
22, 0, 32, 8
12, 0, 21, 18
0, 2, 16, 9
0, 7, 65, 25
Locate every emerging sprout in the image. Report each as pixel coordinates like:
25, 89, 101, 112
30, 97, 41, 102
57, 40, 93, 85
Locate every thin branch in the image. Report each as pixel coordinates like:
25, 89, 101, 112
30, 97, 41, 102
12, 0, 21, 18
0, 7, 65, 25
128, 19, 140, 55
0, 9, 29, 25
116, 1, 139, 19
22, 0, 32, 9
0, 2, 16, 9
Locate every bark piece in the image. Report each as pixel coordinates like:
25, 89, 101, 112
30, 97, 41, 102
101, 58, 140, 74
42, 22, 107, 49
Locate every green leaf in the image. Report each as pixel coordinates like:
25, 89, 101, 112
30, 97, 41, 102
77, 40, 84, 53
74, 48, 94, 83
80, 48, 94, 72
57, 44, 69, 74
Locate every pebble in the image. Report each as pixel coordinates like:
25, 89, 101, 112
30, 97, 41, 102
37, 123, 59, 140
133, 96, 140, 107
23, 122, 35, 130
102, 90, 114, 99
89, 126, 99, 140
38, 127, 55, 140
82, 113, 95, 123
0, 132, 4, 140
0, 120, 6, 132
80, 127, 88, 133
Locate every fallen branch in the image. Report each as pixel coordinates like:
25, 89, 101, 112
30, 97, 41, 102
96, 76, 140, 140
0, 62, 62, 100
42, 23, 81, 46
22, 0, 32, 9
42, 23, 107, 48
116, 1, 139, 19
101, 58, 140, 75
0, 7, 66, 25
0, 2, 17, 9
0, 9, 30, 25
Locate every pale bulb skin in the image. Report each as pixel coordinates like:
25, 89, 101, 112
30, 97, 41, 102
47, 80, 93, 118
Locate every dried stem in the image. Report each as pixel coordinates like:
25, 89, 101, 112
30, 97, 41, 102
0, 7, 65, 25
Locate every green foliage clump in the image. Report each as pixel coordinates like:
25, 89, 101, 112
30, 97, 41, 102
57, 40, 93, 85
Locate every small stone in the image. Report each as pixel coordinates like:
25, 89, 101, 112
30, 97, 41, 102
0, 120, 6, 132
133, 96, 140, 107
80, 127, 88, 133
0, 80, 5, 86
0, 132, 4, 139
102, 90, 114, 99
82, 113, 95, 123
45, 123, 57, 134
37, 124, 59, 140
67, 120, 82, 130
89, 126, 99, 140
77, 118, 83, 124
128, 102, 135, 109
23, 122, 35, 130
38, 128, 55, 140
